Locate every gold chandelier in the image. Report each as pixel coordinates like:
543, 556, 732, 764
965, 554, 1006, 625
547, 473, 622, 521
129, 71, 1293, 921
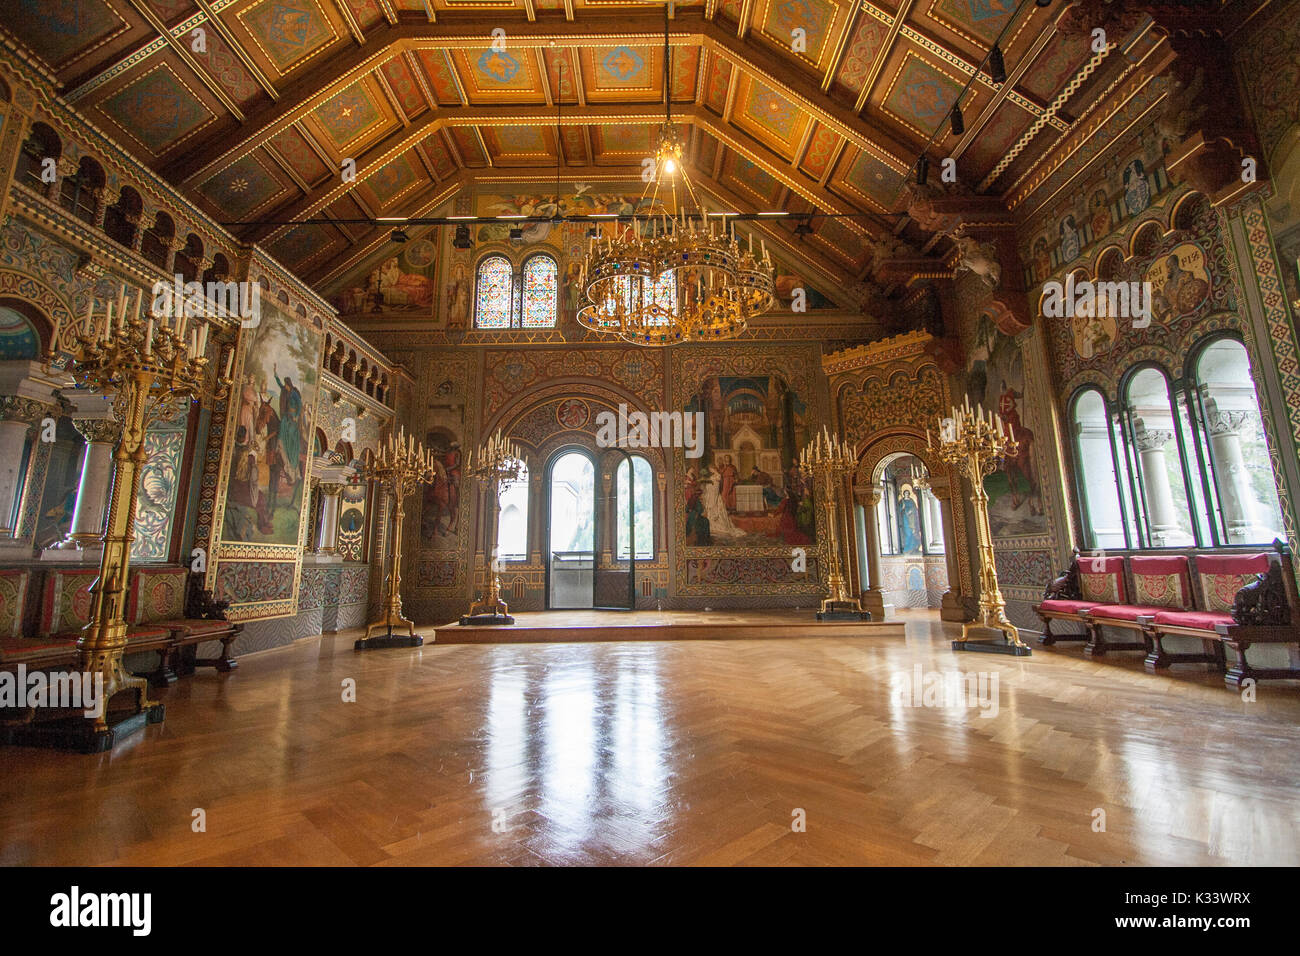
577, 9, 775, 346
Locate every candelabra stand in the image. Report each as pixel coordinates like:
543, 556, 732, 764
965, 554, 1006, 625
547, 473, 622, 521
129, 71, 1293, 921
799, 428, 871, 621
355, 427, 436, 649
929, 400, 1031, 656
25, 284, 231, 752
460, 430, 526, 625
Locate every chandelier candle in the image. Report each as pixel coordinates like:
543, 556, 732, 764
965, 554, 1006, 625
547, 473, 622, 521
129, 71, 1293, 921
929, 402, 1029, 655
460, 430, 527, 626
355, 426, 437, 650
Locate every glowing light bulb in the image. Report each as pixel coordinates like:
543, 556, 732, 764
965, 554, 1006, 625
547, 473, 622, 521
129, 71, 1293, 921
662, 158, 677, 175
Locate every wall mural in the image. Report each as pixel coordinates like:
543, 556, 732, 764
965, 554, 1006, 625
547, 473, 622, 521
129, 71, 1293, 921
672, 345, 825, 598
682, 376, 814, 547
330, 237, 439, 317
965, 315, 1046, 537
212, 296, 323, 621
131, 402, 189, 562
420, 427, 463, 545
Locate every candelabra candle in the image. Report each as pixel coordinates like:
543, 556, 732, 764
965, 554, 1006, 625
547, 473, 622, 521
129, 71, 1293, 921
930, 401, 1028, 654
35, 282, 235, 751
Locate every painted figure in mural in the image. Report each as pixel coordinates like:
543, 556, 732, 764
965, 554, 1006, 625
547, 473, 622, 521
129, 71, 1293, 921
1151, 251, 1210, 323
1123, 158, 1150, 217
274, 364, 304, 485
967, 314, 996, 406
684, 467, 711, 545
897, 487, 922, 554
1059, 214, 1081, 264
997, 378, 1041, 514
748, 466, 783, 508
1091, 189, 1112, 239
448, 262, 470, 329
421, 435, 461, 540
1032, 236, 1051, 284
719, 454, 739, 512
700, 465, 745, 538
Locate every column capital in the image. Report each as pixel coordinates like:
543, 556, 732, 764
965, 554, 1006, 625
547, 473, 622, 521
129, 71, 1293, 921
1133, 419, 1174, 452
73, 418, 122, 444
0, 394, 56, 425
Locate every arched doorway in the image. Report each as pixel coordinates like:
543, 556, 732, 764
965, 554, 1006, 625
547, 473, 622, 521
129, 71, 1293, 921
860, 453, 949, 611
546, 449, 595, 608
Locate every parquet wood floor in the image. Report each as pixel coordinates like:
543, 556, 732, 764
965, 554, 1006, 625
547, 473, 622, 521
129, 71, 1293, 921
1, 610, 1297, 866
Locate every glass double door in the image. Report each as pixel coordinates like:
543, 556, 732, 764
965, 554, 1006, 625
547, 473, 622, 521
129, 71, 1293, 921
546, 451, 634, 610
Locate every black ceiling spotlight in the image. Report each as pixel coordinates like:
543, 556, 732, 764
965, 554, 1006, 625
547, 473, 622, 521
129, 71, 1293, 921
988, 43, 1007, 84
1035, 0, 1051, 6
453, 223, 472, 249
508, 225, 525, 243
390, 228, 409, 243
916, 154, 930, 186
950, 104, 965, 136
794, 214, 814, 237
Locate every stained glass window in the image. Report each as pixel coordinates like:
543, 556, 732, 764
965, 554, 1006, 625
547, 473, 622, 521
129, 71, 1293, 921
521, 255, 558, 328
475, 255, 513, 329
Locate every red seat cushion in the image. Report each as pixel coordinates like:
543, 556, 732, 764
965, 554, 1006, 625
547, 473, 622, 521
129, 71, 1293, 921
1129, 555, 1193, 609
1086, 604, 1166, 622
1038, 599, 1100, 614
0, 636, 77, 664
1151, 609, 1233, 630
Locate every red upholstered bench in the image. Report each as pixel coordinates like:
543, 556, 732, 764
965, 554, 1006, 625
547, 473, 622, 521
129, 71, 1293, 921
38, 568, 174, 670
1033, 553, 1124, 644
1137, 545, 1300, 687
1081, 554, 1194, 658
129, 568, 242, 686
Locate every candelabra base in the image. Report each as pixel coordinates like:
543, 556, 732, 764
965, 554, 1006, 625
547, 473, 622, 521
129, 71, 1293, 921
817, 602, 873, 622
459, 611, 516, 626
954, 619, 1032, 656
354, 631, 425, 651
4, 702, 164, 754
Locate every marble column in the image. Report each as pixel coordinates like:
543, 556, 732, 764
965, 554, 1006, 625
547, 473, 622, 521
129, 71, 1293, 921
856, 489, 888, 620
68, 418, 121, 544
1134, 419, 1180, 546
1204, 398, 1259, 543
936, 487, 968, 622
317, 483, 343, 554
303, 459, 353, 564
0, 396, 50, 537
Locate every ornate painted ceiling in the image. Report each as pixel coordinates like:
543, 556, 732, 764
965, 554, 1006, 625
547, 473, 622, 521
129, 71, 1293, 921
0, 0, 1239, 309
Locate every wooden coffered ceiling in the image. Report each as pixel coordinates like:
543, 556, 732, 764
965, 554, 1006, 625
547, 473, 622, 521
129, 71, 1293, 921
5, 0, 1197, 303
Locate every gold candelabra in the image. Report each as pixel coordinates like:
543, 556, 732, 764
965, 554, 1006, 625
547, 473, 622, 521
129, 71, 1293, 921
460, 429, 526, 625
40, 283, 231, 751
928, 398, 1030, 653
799, 427, 870, 621
355, 426, 437, 649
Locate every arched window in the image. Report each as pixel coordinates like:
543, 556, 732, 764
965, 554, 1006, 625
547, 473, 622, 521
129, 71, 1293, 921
1119, 366, 1196, 548
497, 461, 529, 561
59, 156, 103, 224
1187, 336, 1286, 545
0, 306, 41, 361
1070, 388, 1129, 549
141, 212, 174, 270
520, 254, 558, 328
175, 234, 203, 284
474, 253, 561, 329
475, 255, 513, 329
616, 455, 653, 559
104, 187, 141, 249
16, 123, 59, 191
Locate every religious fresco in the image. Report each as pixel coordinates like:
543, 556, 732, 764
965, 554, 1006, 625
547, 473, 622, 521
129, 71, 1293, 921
472, 187, 654, 244
221, 298, 321, 547
330, 236, 438, 316
682, 376, 815, 548
1145, 242, 1211, 324
337, 480, 368, 562
965, 314, 1047, 538
420, 427, 463, 546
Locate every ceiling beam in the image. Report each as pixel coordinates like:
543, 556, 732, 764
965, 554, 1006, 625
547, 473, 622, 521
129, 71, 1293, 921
161, 12, 935, 189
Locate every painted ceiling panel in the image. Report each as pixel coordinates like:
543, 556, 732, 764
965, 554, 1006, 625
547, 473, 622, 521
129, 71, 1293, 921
269, 124, 331, 185
237, 0, 339, 76
96, 61, 217, 156
8, 0, 128, 69
196, 149, 293, 221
